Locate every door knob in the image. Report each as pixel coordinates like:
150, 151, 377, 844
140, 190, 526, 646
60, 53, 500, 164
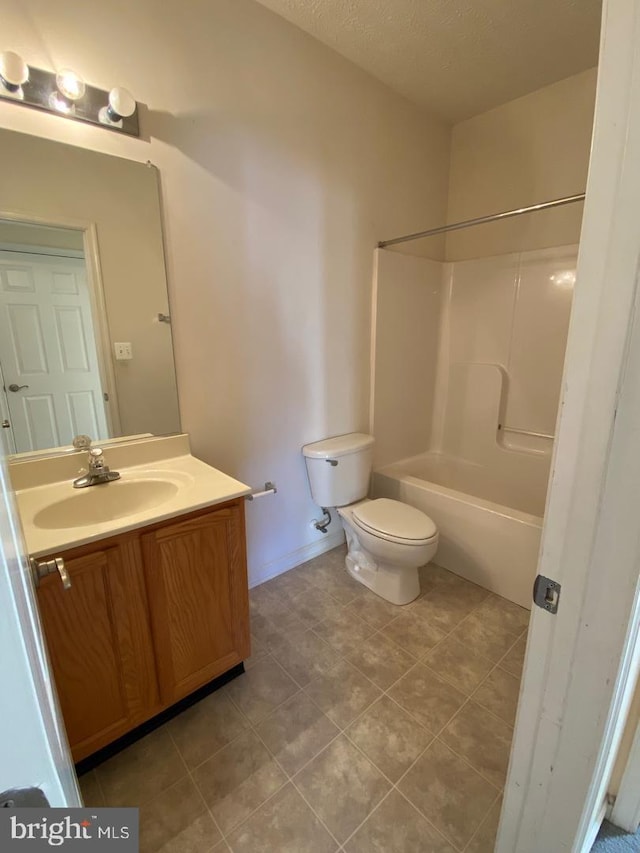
8, 383, 29, 392
1, 420, 9, 429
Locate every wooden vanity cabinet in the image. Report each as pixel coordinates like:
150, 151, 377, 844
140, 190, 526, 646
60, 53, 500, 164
35, 498, 250, 762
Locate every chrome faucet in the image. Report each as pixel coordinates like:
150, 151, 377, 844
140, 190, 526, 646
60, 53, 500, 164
73, 447, 121, 489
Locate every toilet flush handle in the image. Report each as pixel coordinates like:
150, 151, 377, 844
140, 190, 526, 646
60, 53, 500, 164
326, 459, 338, 467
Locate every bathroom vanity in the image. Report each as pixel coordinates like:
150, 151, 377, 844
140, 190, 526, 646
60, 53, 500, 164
11, 435, 252, 763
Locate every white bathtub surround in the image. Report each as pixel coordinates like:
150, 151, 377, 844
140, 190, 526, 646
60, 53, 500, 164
370, 245, 576, 609
370, 251, 443, 468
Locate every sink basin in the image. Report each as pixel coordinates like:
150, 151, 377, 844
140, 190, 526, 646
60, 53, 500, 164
34, 478, 181, 530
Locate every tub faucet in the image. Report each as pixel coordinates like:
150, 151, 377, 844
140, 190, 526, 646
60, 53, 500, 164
73, 447, 121, 488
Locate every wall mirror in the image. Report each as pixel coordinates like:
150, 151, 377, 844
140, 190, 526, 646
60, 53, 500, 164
0, 129, 180, 458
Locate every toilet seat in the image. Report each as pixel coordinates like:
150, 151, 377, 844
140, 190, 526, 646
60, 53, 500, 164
352, 498, 437, 546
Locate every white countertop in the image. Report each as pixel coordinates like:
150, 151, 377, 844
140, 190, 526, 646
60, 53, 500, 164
14, 440, 251, 558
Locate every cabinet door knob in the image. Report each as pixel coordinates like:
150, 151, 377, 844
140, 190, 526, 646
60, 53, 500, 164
30, 557, 72, 590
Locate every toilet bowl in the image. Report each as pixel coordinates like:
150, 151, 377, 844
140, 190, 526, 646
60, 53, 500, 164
338, 498, 438, 605
301, 432, 439, 606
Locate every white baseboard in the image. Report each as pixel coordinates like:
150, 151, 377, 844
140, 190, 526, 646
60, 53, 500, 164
248, 529, 345, 588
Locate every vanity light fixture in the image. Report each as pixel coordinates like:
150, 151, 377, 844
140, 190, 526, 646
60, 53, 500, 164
99, 87, 136, 128
0, 50, 139, 136
0, 51, 29, 99
49, 68, 86, 114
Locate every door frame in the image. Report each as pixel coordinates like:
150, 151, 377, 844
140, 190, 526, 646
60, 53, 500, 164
0, 210, 122, 441
497, 0, 640, 850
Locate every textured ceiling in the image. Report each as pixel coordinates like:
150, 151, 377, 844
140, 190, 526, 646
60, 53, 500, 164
254, 0, 602, 122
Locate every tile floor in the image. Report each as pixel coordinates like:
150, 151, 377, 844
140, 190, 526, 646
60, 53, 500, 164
79, 545, 529, 852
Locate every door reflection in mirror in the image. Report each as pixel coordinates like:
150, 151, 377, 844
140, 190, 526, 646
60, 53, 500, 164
0, 223, 110, 454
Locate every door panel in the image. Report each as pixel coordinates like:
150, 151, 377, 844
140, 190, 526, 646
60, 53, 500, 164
37, 550, 129, 753
142, 503, 250, 705
0, 250, 108, 452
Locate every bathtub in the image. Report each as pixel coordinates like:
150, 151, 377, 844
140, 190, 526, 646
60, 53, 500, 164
372, 452, 548, 609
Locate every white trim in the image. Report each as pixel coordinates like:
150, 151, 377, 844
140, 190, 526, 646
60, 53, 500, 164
611, 710, 640, 832
248, 528, 345, 588
0, 242, 84, 260
497, 0, 640, 850
584, 799, 608, 852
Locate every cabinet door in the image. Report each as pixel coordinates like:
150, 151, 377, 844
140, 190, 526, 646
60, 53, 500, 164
142, 502, 250, 705
37, 543, 159, 761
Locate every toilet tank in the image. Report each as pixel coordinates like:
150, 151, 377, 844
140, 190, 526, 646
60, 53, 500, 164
302, 433, 375, 508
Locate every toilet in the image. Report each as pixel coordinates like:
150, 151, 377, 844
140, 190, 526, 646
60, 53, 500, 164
302, 433, 439, 605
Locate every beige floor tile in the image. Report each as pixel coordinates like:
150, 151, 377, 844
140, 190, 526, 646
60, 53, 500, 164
474, 595, 531, 635
425, 567, 490, 606
226, 783, 337, 853
422, 636, 495, 695
474, 667, 522, 725
344, 790, 456, 853
388, 664, 466, 734
78, 771, 104, 807
263, 568, 313, 598
303, 659, 382, 728
294, 735, 391, 844
256, 692, 339, 775
193, 730, 286, 835
168, 691, 248, 769
290, 585, 341, 625
244, 634, 269, 670
96, 728, 186, 807
225, 657, 299, 723
398, 739, 499, 850
411, 588, 480, 633
346, 633, 415, 689
270, 628, 340, 687
249, 584, 300, 627
380, 610, 447, 658
300, 555, 365, 606
312, 609, 376, 655
249, 612, 300, 651
346, 696, 432, 782
500, 634, 528, 678
440, 701, 513, 788
344, 590, 402, 630
466, 795, 503, 853
449, 612, 521, 662
139, 776, 221, 853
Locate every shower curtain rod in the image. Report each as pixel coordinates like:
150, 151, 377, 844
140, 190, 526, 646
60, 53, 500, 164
377, 192, 586, 249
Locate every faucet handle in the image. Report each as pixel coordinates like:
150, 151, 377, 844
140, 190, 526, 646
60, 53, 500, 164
72, 434, 92, 450
88, 447, 105, 469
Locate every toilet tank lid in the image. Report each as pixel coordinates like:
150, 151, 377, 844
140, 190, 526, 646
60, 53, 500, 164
302, 432, 374, 459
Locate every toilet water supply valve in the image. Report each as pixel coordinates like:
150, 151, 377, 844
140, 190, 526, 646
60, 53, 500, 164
313, 507, 332, 534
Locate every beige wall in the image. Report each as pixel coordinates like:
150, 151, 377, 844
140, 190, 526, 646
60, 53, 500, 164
371, 250, 442, 467
445, 68, 598, 260
1, 0, 450, 583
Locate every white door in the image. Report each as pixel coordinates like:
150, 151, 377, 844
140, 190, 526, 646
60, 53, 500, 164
0, 431, 79, 805
497, 0, 640, 850
0, 250, 109, 453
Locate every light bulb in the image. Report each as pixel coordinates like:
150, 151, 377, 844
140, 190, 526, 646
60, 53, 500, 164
0, 51, 29, 97
56, 68, 85, 101
98, 86, 136, 127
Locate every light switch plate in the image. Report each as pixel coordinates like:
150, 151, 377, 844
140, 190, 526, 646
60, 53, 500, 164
114, 342, 133, 360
